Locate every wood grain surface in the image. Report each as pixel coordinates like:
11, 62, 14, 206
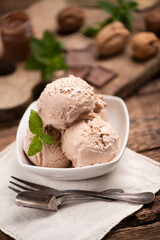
105, 221, 160, 240
138, 76, 160, 95
127, 92, 160, 152
0, 0, 160, 240
1, 0, 160, 122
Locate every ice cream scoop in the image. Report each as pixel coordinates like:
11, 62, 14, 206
38, 75, 95, 130
23, 129, 70, 168
62, 117, 119, 168
94, 94, 107, 121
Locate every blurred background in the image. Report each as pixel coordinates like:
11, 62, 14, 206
0, 0, 160, 14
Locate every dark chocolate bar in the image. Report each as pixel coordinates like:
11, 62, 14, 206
66, 49, 94, 68
63, 67, 91, 79
85, 66, 117, 88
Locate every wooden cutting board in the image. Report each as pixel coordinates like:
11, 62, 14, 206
0, 0, 160, 122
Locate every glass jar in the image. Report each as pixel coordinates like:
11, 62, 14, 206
1, 11, 33, 62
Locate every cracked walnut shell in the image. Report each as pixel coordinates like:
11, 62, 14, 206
131, 32, 159, 60
57, 6, 84, 33
95, 21, 130, 56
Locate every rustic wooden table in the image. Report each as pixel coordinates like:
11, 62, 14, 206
0, 75, 160, 240
0, 1, 160, 239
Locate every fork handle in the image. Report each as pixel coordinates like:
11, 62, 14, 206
100, 192, 155, 204
59, 191, 154, 204
59, 188, 123, 196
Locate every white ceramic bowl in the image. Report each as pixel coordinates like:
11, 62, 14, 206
16, 95, 129, 180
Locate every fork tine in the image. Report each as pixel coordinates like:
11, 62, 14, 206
11, 176, 39, 190
8, 186, 21, 193
9, 181, 34, 191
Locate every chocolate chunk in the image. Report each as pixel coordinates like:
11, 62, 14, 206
64, 33, 92, 51
85, 66, 117, 88
66, 49, 94, 67
63, 67, 91, 79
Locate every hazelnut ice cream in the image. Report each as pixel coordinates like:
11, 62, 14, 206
94, 94, 108, 121
24, 75, 119, 168
38, 75, 95, 129
62, 117, 119, 168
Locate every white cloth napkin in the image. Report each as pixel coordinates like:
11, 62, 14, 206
0, 142, 160, 240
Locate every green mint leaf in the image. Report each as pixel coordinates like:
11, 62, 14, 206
25, 56, 45, 70
28, 136, 42, 156
25, 30, 67, 81
29, 109, 43, 135
50, 55, 68, 70
100, 18, 113, 28
81, 26, 99, 37
30, 38, 47, 57
41, 65, 54, 80
98, 1, 117, 14
122, 1, 138, 10
117, 0, 125, 7
34, 55, 50, 66
43, 30, 56, 46
40, 134, 55, 145
43, 30, 64, 55
39, 30, 64, 58
123, 19, 132, 31
41, 55, 67, 80
82, 0, 137, 37
97, 0, 137, 32
36, 128, 43, 137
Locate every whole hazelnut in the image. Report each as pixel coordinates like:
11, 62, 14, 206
131, 32, 159, 60
57, 6, 84, 33
95, 21, 130, 56
145, 10, 160, 35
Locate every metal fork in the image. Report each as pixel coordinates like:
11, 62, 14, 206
9, 176, 155, 204
10, 176, 124, 197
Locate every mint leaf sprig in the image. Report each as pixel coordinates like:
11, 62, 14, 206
81, 18, 112, 37
25, 30, 68, 81
81, 0, 138, 37
28, 110, 54, 156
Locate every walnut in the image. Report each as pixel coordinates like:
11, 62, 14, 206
145, 10, 160, 35
95, 21, 130, 56
57, 6, 84, 33
131, 32, 159, 60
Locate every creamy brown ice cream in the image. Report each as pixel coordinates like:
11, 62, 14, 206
38, 75, 96, 130
24, 75, 119, 168
23, 129, 71, 168
62, 117, 119, 168
94, 94, 108, 121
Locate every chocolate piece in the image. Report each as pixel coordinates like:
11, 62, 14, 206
64, 33, 92, 51
63, 67, 91, 79
66, 49, 94, 67
85, 66, 117, 88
